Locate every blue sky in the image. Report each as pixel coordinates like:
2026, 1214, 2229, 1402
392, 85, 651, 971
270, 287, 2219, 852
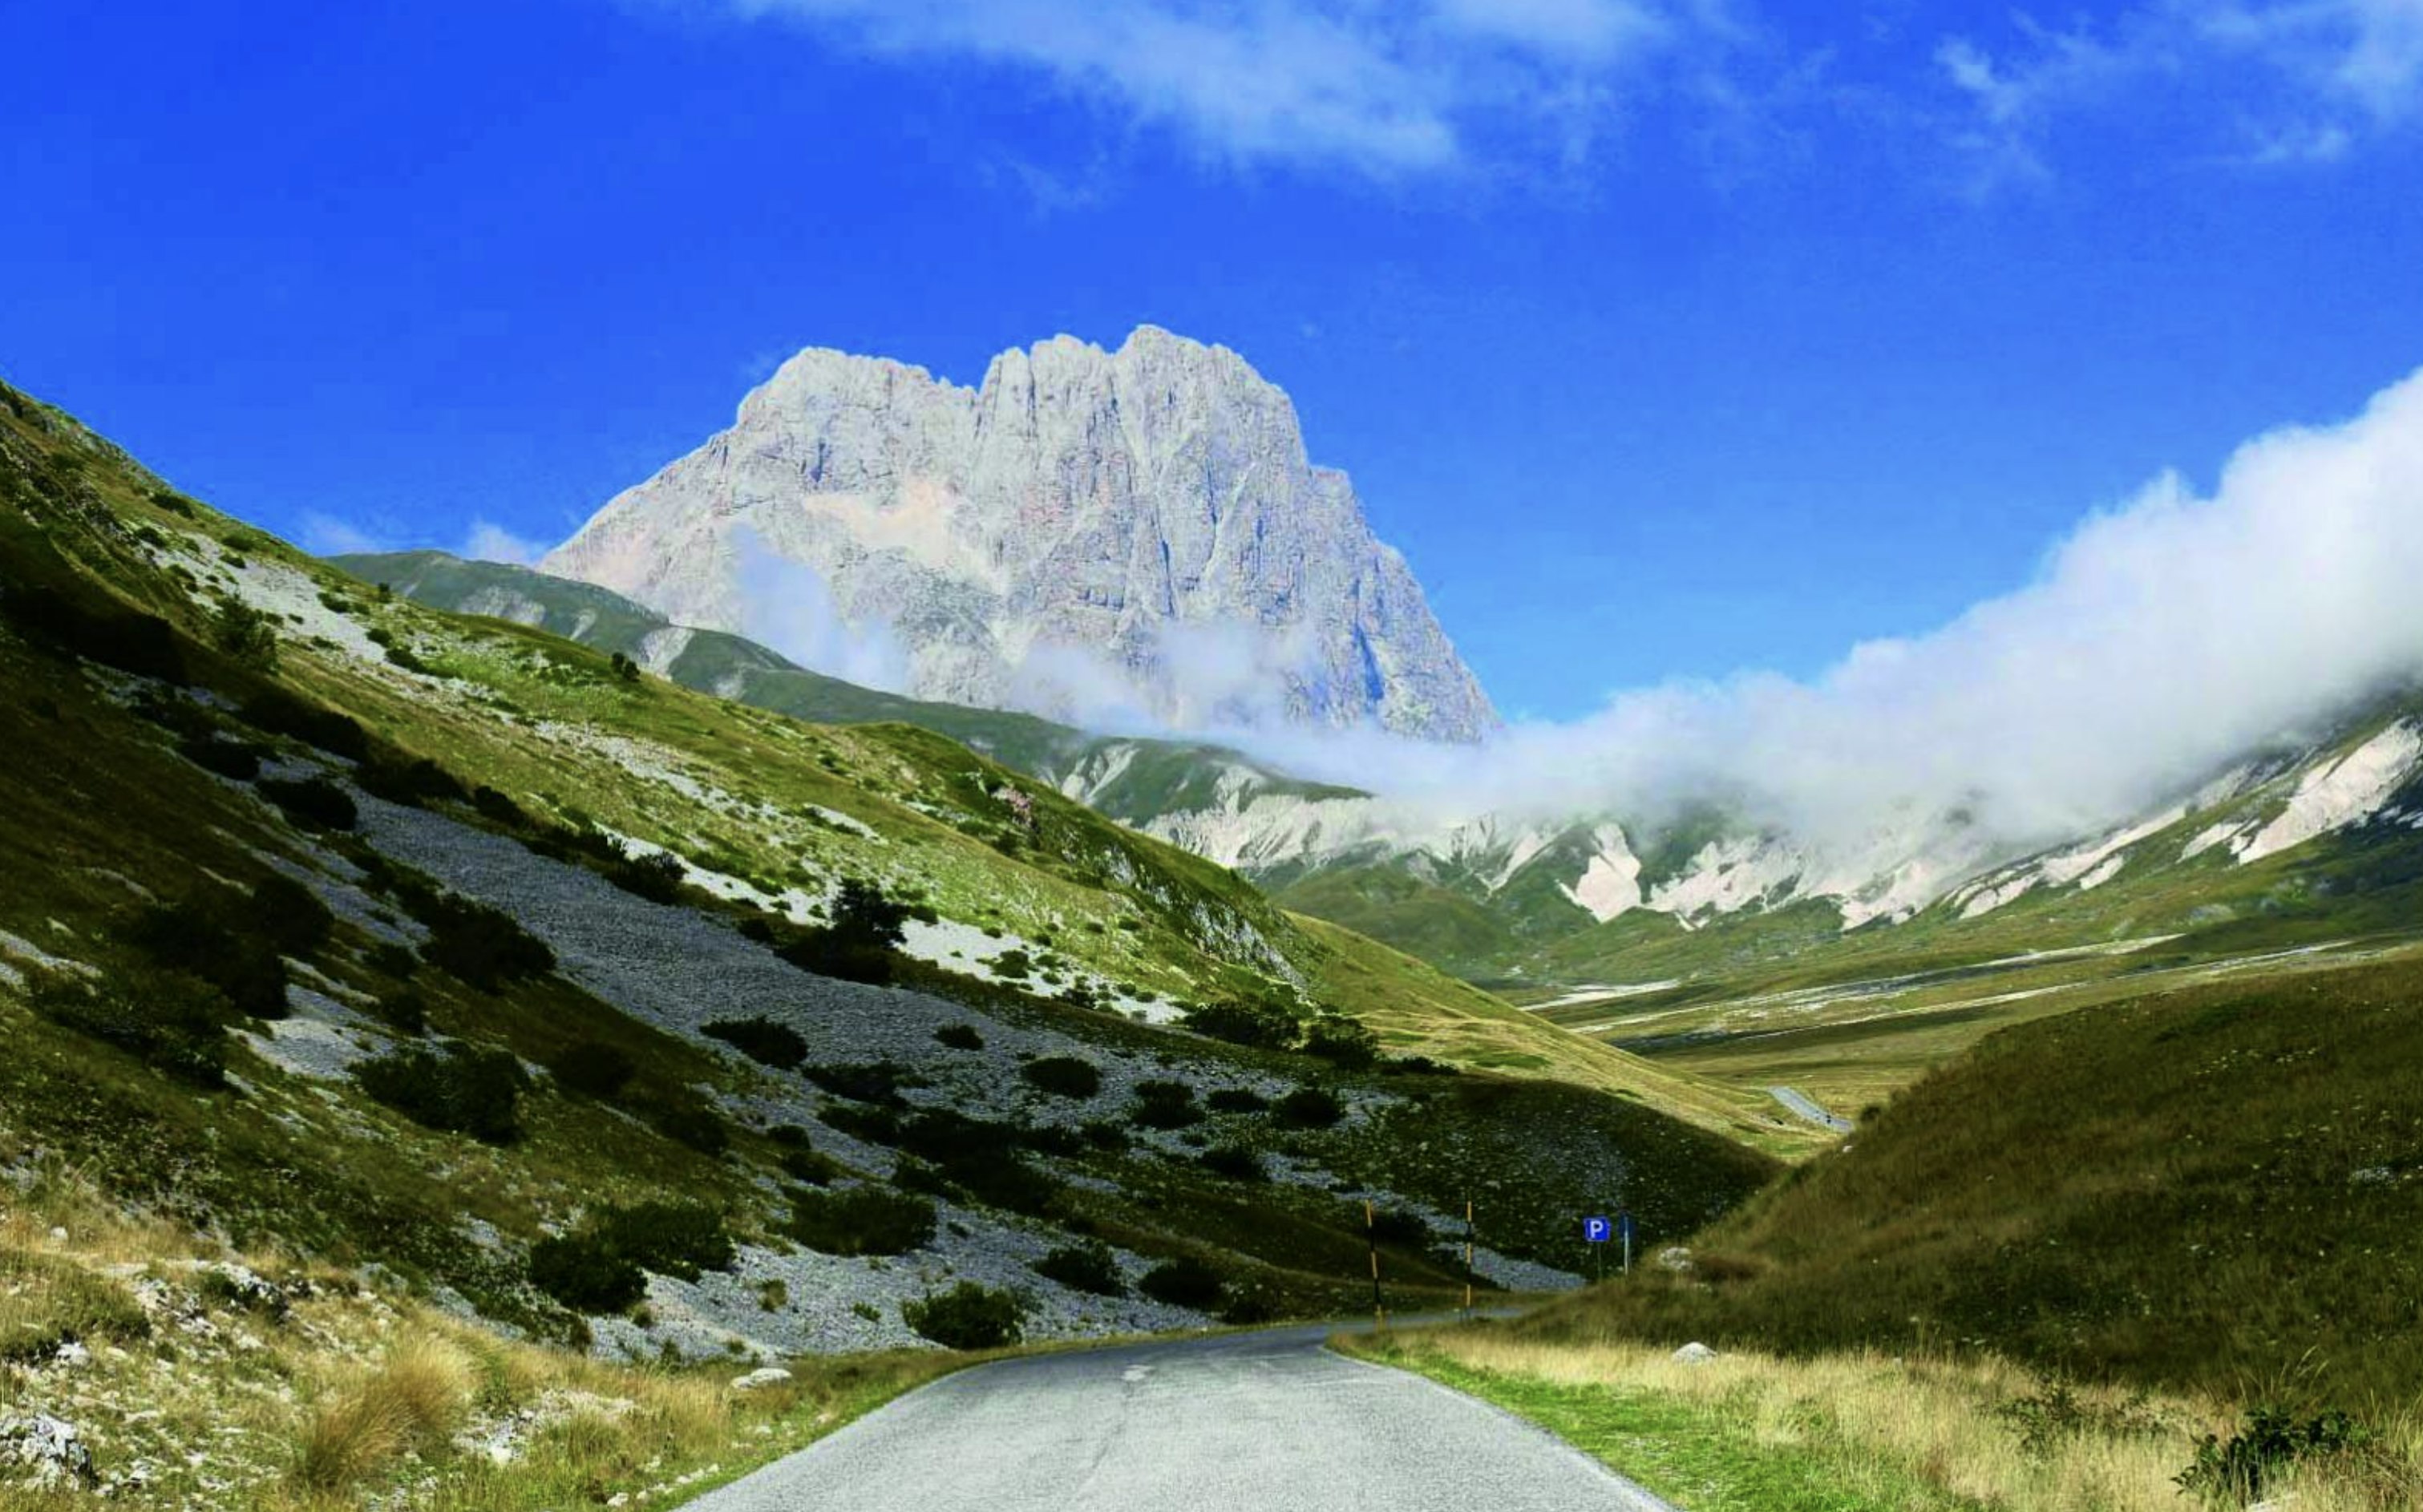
7, 0, 2423, 722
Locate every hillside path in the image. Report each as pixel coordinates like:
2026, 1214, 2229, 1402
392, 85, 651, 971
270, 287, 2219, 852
1769, 1085, 1854, 1134
683, 1324, 1676, 1512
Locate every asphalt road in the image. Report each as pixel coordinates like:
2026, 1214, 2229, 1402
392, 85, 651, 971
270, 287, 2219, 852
685, 1324, 1677, 1512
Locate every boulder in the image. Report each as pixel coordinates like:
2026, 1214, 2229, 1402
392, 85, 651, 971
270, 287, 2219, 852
1671, 1342, 1718, 1365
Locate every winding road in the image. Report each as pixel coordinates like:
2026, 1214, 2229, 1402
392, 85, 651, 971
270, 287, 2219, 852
686, 1324, 1677, 1512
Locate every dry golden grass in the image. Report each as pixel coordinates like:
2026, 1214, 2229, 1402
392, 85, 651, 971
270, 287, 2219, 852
1376, 1325, 2423, 1512
291, 1334, 479, 1494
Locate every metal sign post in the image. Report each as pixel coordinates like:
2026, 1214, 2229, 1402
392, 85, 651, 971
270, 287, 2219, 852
1619, 1210, 1635, 1276
1365, 1199, 1384, 1327
1584, 1215, 1612, 1284
1462, 1199, 1475, 1317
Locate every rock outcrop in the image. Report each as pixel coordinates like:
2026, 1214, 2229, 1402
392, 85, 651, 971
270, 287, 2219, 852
542, 326, 1496, 742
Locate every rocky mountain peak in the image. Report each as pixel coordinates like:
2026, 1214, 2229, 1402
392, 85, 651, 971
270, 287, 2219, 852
542, 326, 1498, 742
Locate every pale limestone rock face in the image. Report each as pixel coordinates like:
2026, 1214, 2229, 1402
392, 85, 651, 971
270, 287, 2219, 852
542, 326, 1497, 742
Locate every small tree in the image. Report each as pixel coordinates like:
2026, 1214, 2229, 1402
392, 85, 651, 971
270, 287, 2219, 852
210, 599, 278, 670
1302, 1014, 1381, 1069
903, 1282, 1025, 1350
609, 651, 641, 682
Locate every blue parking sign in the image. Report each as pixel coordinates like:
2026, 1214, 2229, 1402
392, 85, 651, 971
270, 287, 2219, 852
1584, 1215, 1612, 1243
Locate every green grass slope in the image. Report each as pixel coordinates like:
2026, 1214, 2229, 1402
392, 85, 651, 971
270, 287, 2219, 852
1517, 948, 2423, 1405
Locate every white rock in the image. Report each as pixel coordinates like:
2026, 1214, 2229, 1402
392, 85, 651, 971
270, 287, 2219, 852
1672, 1342, 1718, 1364
544, 326, 1497, 743
2, 1413, 97, 1489
730, 1367, 795, 1393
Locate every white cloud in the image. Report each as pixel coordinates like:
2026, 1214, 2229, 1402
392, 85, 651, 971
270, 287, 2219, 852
1220, 366, 2423, 855
462, 521, 552, 566
730, 527, 915, 693
299, 512, 386, 556
1934, 1, 2423, 176
698, 0, 1731, 176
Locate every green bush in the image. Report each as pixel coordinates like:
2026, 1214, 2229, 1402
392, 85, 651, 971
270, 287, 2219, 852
773, 879, 909, 984
1031, 1239, 1124, 1297
989, 948, 1034, 980
358, 754, 468, 807
1274, 1086, 1345, 1129
1131, 1079, 1202, 1129
1020, 1056, 1102, 1100
702, 1015, 809, 1071
785, 1187, 936, 1256
411, 892, 554, 989
235, 690, 366, 759
1301, 1014, 1381, 1069
597, 1201, 736, 1280
547, 1040, 636, 1098
607, 847, 687, 904
368, 988, 427, 1036
778, 1146, 843, 1186
2176, 1408, 2373, 1505
1198, 1144, 1266, 1183
209, 600, 279, 669
178, 733, 262, 780
933, 1023, 984, 1051
123, 891, 289, 1019
248, 873, 335, 957
1184, 999, 1300, 1050
354, 1043, 529, 1143
0, 583, 187, 684
805, 1061, 912, 1106
902, 1282, 1025, 1350
527, 1233, 645, 1315
1207, 1087, 1269, 1114
1369, 1209, 1433, 1248
1138, 1256, 1226, 1310
29, 970, 231, 1089
646, 1096, 731, 1157
256, 775, 358, 832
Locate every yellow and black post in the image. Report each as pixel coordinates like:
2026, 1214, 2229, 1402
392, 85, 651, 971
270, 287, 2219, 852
1462, 1199, 1475, 1317
1365, 1199, 1384, 1328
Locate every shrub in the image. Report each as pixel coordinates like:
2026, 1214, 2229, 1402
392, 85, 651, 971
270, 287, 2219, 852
1184, 999, 1300, 1051
412, 893, 554, 990
368, 941, 419, 980
1301, 1014, 1381, 1069
607, 847, 687, 904
702, 1015, 809, 1071
29, 970, 230, 1089
933, 1023, 984, 1051
1220, 1283, 1284, 1326
779, 1146, 842, 1186
785, 1187, 936, 1257
123, 891, 289, 1019
358, 754, 467, 807
527, 1234, 645, 1314
178, 733, 262, 780
775, 928, 898, 984
609, 651, 641, 683
368, 989, 428, 1037
803, 1060, 912, 1106
2177, 1408, 2373, 1505
257, 775, 358, 832
469, 786, 524, 825
236, 689, 366, 759
597, 1201, 735, 1280
1131, 1079, 1202, 1130
547, 1040, 636, 1098
1078, 1119, 1131, 1151
1207, 1086, 1269, 1115
0, 583, 186, 683
1275, 1086, 1345, 1129
149, 488, 199, 518
1032, 1240, 1125, 1297
1199, 1144, 1266, 1183
819, 1102, 904, 1146
903, 1282, 1025, 1350
989, 948, 1034, 980
209, 600, 279, 669
646, 1096, 730, 1156
1138, 1256, 1226, 1310
1020, 1056, 1102, 1100
249, 873, 335, 957
354, 1044, 529, 1143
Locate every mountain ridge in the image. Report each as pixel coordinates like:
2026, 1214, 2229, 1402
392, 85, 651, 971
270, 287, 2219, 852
540, 325, 1499, 743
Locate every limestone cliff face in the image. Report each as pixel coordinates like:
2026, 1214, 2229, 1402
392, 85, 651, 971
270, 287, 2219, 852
542, 326, 1498, 742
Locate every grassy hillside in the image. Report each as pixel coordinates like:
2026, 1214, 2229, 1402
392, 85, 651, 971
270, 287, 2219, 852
1508, 950, 2423, 1409
334, 548, 1362, 827
0, 367, 1791, 1509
